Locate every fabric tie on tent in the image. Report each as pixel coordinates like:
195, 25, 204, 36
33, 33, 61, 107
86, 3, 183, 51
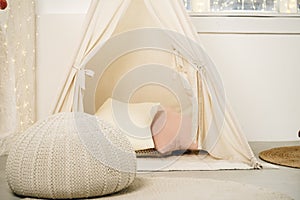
73, 65, 95, 90
73, 65, 95, 112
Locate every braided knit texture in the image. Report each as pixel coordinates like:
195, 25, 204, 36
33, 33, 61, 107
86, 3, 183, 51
5, 112, 136, 199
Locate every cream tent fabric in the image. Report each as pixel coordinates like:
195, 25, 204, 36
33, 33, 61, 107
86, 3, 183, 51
52, 0, 261, 168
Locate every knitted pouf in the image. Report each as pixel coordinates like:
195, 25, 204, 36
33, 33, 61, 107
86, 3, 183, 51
6, 112, 136, 199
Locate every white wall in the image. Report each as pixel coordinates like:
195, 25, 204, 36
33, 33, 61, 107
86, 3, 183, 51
192, 16, 300, 141
36, 1, 300, 141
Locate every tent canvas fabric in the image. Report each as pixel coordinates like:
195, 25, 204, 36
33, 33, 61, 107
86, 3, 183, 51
51, 0, 261, 169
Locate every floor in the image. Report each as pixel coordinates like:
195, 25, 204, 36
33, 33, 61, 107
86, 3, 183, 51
0, 141, 299, 200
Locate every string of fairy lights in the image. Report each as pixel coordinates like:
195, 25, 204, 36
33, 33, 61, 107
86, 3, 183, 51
0, 0, 36, 142
183, 0, 299, 13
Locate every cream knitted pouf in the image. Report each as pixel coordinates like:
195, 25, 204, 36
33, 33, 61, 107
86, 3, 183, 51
6, 112, 136, 199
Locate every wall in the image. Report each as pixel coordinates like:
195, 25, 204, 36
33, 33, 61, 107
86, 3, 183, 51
191, 16, 300, 141
36, 0, 300, 141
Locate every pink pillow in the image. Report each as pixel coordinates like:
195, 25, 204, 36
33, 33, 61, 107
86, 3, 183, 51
151, 108, 198, 154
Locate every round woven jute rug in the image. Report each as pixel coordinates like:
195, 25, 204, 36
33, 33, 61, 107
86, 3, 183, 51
24, 177, 292, 200
259, 146, 300, 169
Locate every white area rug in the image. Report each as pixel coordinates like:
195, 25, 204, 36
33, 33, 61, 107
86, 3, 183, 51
24, 177, 292, 200
137, 154, 276, 171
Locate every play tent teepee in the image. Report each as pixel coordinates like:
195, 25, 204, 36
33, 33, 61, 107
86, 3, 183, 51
51, 0, 261, 169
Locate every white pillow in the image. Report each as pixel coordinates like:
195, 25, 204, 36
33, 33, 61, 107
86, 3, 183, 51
95, 98, 161, 150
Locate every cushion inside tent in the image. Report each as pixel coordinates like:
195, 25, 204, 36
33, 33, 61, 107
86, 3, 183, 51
85, 47, 199, 153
